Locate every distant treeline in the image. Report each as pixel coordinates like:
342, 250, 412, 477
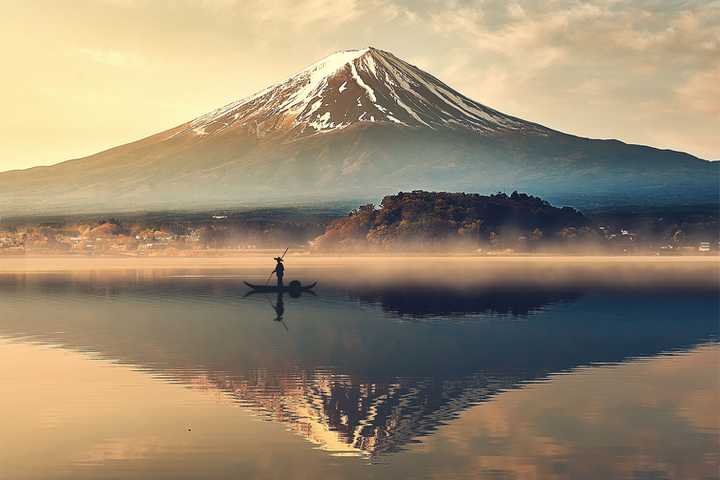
311, 191, 719, 253
0, 207, 340, 253
1, 193, 717, 254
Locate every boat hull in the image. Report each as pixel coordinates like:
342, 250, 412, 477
244, 281, 317, 292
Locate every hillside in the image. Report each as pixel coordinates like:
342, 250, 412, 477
312, 191, 589, 250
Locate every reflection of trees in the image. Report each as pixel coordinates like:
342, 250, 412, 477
348, 285, 584, 318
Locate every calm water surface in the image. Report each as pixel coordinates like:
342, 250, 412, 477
0, 260, 718, 479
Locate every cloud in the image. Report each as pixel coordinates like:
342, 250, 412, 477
677, 66, 720, 115
254, 0, 362, 30
72, 47, 144, 68
398, 0, 719, 157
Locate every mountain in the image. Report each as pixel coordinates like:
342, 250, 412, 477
0, 47, 716, 215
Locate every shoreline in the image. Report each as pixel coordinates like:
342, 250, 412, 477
0, 254, 717, 273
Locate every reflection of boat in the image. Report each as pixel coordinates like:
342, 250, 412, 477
244, 281, 317, 292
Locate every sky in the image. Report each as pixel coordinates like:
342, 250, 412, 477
1, 0, 718, 172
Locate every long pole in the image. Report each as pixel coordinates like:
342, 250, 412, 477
264, 247, 289, 285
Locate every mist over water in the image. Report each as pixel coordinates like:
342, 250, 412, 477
0, 258, 717, 479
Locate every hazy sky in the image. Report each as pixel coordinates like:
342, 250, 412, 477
1, 0, 718, 172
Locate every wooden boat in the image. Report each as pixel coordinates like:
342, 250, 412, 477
243, 281, 317, 292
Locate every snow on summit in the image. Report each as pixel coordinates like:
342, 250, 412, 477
183, 47, 549, 139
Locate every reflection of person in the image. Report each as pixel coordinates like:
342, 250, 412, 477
273, 292, 285, 322
272, 257, 285, 287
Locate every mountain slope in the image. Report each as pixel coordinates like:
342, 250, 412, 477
0, 47, 716, 215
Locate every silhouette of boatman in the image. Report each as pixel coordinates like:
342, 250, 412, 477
272, 256, 285, 287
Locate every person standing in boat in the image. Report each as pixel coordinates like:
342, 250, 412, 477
272, 256, 285, 287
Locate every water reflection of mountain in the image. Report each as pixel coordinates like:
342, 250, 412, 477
0, 273, 717, 457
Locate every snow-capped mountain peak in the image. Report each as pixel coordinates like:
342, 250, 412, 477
182, 47, 549, 139
1, 46, 713, 216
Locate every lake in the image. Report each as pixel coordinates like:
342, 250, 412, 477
0, 257, 718, 479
